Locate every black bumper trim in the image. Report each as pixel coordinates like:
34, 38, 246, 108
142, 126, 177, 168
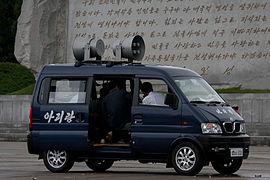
198, 134, 250, 162
27, 132, 34, 154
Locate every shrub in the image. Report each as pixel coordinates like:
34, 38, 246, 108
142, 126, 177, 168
0, 62, 35, 94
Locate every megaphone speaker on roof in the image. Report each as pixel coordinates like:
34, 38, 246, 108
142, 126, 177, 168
73, 37, 105, 61
113, 35, 145, 61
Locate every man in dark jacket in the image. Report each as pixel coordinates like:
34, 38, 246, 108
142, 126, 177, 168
102, 80, 131, 142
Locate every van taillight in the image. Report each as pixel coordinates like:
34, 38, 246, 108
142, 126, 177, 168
29, 107, 32, 129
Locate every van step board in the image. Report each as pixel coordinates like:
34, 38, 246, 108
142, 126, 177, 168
93, 143, 130, 147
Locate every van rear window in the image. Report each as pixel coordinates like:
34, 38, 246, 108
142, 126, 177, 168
48, 79, 86, 104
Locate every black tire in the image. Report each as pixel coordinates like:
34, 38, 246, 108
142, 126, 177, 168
171, 142, 203, 176
212, 159, 243, 174
43, 150, 74, 173
85, 160, 114, 172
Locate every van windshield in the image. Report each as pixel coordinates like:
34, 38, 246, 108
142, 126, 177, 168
174, 77, 225, 103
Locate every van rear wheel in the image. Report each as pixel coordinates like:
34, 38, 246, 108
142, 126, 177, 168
43, 150, 74, 173
211, 159, 243, 174
85, 160, 114, 172
171, 142, 203, 176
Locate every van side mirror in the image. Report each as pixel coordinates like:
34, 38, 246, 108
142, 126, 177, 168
165, 93, 178, 110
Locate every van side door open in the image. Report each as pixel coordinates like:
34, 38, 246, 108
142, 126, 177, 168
38, 77, 90, 151
88, 76, 134, 145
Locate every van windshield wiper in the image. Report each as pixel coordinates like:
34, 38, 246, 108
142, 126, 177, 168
190, 100, 208, 105
208, 101, 229, 106
190, 100, 228, 106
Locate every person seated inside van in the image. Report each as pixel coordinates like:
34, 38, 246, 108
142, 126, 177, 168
102, 80, 131, 143
100, 81, 113, 99
141, 82, 166, 106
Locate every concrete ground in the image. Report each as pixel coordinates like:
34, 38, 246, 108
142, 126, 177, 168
0, 142, 270, 180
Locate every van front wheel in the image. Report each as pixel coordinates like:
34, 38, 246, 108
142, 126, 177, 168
211, 159, 242, 174
43, 150, 74, 173
171, 142, 203, 176
85, 160, 114, 172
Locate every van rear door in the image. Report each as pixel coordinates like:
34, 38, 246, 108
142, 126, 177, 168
38, 77, 91, 151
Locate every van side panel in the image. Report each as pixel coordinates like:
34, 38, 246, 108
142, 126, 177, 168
29, 74, 91, 154
131, 105, 181, 155
38, 105, 89, 151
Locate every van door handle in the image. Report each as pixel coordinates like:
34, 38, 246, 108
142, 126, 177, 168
134, 114, 143, 119
134, 114, 143, 124
77, 113, 84, 122
134, 119, 143, 124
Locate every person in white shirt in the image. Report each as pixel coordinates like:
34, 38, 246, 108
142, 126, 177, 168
141, 82, 166, 106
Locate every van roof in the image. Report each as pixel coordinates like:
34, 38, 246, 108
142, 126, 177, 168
41, 63, 201, 78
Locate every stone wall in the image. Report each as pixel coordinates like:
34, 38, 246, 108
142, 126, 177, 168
0, 94, 270, 145
221, 93, 270, 137
67, 0, 270, 90
0, 95, 32, 141
15, 0, 270, 89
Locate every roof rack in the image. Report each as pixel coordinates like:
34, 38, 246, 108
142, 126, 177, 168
74, 60, 142, 67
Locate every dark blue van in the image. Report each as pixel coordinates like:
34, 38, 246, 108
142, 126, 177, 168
27, 63, 249, 175
27, 36, 249, 175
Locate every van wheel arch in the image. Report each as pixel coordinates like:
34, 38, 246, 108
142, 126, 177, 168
167, 138, 207, 168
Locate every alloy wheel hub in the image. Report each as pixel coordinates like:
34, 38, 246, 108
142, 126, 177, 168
176, 147, 196, 171
47, 150, 67, 168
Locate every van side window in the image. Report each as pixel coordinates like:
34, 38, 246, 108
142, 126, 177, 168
38, 78, 50, 104
48, 79, 86, 104
139, 78, 176, 107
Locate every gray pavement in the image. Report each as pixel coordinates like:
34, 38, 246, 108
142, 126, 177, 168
0, 142, 270, 180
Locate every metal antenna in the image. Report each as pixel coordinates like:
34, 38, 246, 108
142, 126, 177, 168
115, 42, 122, 61
84, 42, 91, 61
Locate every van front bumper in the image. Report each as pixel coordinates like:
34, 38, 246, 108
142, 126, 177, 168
198, 134, 250, 162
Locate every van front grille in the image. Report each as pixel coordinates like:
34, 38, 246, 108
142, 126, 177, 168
223, 122, 241, 133
223, 122, 233, 133
234, 122, 241, 133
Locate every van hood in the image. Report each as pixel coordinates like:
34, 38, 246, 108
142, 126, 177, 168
195, 105, 244, 123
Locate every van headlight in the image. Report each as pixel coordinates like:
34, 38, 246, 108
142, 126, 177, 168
201, 123, 222, 134
239, 123, 246, 133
